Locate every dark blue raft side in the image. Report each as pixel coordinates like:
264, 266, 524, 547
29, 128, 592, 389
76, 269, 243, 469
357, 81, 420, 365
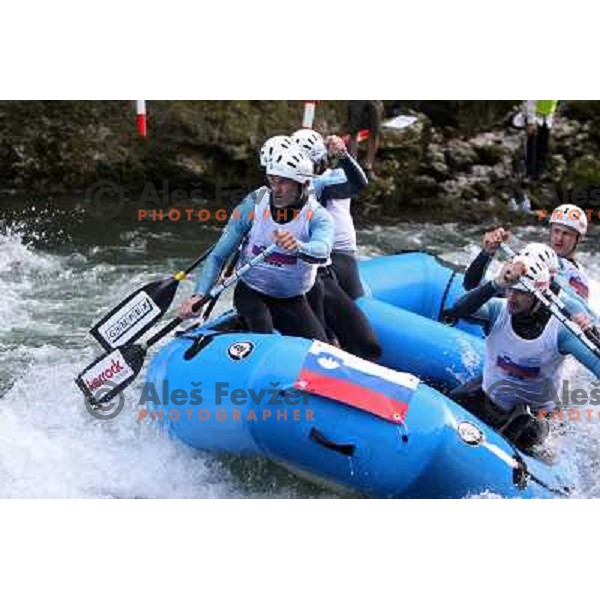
144, 326, 571, 499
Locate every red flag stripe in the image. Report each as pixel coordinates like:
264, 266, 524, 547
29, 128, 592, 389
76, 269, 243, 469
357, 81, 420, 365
295, 368, 408, 423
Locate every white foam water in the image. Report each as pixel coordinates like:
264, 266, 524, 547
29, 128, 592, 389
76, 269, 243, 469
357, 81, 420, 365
0, 227, 325, 498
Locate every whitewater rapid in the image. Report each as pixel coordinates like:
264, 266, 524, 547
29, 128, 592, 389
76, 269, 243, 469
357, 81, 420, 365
1, 221, 599, 498
0, 226, 331, 498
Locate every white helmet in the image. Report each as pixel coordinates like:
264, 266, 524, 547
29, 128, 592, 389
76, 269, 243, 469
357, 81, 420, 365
266, 147, 314, 185
549, 204, 588, 237
519, 243, 559, 277
260, 135, 294, 167
510, 253, 551, 293
291, 129, 328, 164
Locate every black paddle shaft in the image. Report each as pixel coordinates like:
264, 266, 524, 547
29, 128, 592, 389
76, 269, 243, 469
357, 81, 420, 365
143, 295, 212, 348
202, 250, 240, 320
181, 244, 216, 276
89, 244, 215, 351
77, 244, 276, 406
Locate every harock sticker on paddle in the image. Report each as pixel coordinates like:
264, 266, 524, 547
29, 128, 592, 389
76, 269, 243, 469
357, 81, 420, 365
76, 348, 136, 401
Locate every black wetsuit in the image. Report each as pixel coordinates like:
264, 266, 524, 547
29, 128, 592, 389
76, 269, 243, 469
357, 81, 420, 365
446, 282, 553, 449
464, 250, 494, 291
526, 122, 551, 180
331, 251, 364, 300
315, 155, 368, 301
307, 266, 381, 362
305, 154, 380, 360
234, 198, 329, 343
235, 279, 328, 342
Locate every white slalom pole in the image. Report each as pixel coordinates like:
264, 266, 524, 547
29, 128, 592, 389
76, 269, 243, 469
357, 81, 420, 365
136, 100, 147, 138
302, 101, 317, 128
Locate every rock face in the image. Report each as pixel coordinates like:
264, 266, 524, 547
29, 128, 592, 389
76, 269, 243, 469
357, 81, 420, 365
1, 100, 600, 221
369, 101, 600, 220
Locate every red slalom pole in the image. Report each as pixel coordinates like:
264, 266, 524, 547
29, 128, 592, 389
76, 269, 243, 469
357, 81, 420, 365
136, 100, 147, 138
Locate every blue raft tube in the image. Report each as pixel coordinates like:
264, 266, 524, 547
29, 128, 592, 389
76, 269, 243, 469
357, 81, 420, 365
143, 253, 572, 498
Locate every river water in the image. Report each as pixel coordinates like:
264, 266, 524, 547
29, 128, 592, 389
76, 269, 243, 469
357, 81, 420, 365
1, 198, 599, 498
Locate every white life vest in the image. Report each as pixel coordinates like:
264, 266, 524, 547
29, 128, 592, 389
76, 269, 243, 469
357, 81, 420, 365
559, 257, 590, 302
327, 197, 357, 252
483, 303, 564, 411
317, 169, 357, 252
239, 191, 319, 298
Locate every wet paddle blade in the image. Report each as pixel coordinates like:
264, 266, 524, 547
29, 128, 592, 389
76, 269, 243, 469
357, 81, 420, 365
75, 345, 146, 405
89, 279, 179, 351
88, 244, 215, 351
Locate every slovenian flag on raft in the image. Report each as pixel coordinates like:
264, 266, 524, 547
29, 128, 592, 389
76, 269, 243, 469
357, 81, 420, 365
294, 341, 420, 423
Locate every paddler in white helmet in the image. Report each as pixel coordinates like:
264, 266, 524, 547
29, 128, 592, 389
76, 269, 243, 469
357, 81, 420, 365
446, 251, 600, 450
464, 204, 592, 306
291, 128, 368, 300
292, 128, 381, 361
548, 204, 590, 301
178, 145, 334, 341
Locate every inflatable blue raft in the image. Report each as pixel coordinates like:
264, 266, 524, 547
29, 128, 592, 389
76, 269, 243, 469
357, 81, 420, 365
143, 252, 571, 498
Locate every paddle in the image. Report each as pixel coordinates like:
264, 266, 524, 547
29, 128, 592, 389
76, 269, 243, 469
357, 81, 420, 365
89, 244, 215, 351
76, 243, 277, 406
551, 268, 599, 321
500, 243, 600, 356
201, 250, 240, 322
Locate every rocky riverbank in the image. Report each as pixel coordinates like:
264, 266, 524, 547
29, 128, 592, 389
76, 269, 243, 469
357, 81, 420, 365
1, 100, 600, 223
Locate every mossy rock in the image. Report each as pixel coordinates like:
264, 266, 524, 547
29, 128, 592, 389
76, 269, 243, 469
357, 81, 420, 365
402, 101, 517, 133
2, 100, 600, 222
565, 155, 600, 188
474, 143, 505, 166
563, 101, 600, 123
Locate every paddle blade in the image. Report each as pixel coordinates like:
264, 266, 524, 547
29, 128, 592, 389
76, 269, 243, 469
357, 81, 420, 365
75, 345, 146, 405
90, 279, 179, 351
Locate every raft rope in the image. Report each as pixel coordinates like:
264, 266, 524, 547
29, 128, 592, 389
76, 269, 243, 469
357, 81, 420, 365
396, 420, 409, 444
438, 270, 457, 323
